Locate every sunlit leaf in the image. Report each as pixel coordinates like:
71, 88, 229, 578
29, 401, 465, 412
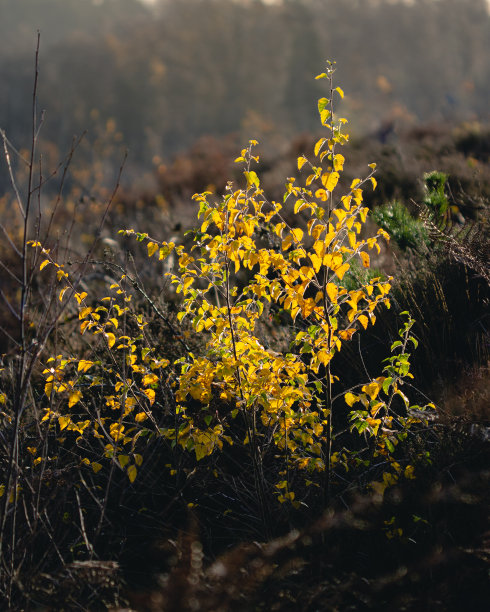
321, 171, 339, 192
147, 242, 159, 257
68, 390, 82, 408
78, 360, 94, 373
58, 416, 71, 431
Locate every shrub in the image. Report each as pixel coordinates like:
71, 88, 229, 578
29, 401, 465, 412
120, 62, 434, 524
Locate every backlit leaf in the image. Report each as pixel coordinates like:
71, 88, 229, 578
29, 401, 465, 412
321, 172, 339, 192
143, 389, 155, 405
345, 392, 359, 407
147, 242, 159, 257
360, 251, 370, 268
68, 390, 82, 408
58, 416, 71, 431
297, 156, 307, 170
78, 360, 94, 373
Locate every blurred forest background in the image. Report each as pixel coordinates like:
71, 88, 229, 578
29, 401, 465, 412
1, 0, 489, 198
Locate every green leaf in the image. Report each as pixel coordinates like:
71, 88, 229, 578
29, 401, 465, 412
408, 336, 418, 349
382, 377, 393, 394
244, 170, 260, 189
385, 439, 395, 453
318, 97, 329, 113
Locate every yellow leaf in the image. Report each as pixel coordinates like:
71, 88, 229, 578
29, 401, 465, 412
40, 259, 50, 271
106, 332, 116, 348
281, 234, 293, 251
244, 170, 260, 189
355, 314, 368, 330
68, 390, 82, 408
110, 423, 125, 441
348, 231, 356, 249
80, 320, 91, 334
311, 224, 324, 240
127, 464, 137, 483
147, 242, 159, 257
335, 86, 344, 99
75, 292, 87, 305
333, 154, 345, 172
274, 222, 285, 237
135, 412, 147, 423
79, 306, 92, 320
290, 228, 303, 243
297, 155, 307, 170
335, 263, 350, 280
309, 253, 322, 273
345, 392, 359, 407
118, 454, 130, 468
370, 177, 377, 191
58, 416, 71, 431
183, 276, 194, 293
294, 199, 306, 214
321, 171, 339, 192
317, 349, 332, 365
339, 329, 356, 341
314, 138, 327, 157
143, 388, 155, 405
362, 379, 383, 401
59, 287, 69, 302
91, 462, 102, 474
326, 282, 338, 302
360, 251, 370, 268
77, 360, 94, 373
134, 453, 143, 466
315, 188, 329, 201
142, 373, 158, 386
